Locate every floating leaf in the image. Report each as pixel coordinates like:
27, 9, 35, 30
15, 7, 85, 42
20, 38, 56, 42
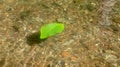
40, 22, 64, 39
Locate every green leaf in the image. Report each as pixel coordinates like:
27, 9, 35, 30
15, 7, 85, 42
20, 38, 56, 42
40, 22, 64, 39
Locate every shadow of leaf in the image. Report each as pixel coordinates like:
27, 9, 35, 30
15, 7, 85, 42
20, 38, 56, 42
26, 32, 46, 46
